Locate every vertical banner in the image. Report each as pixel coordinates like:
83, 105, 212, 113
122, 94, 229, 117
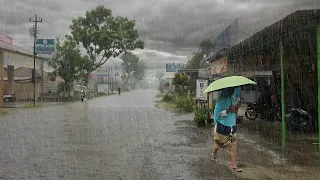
280, 42, 286, 148
317, 24, 320, 166
196, 79, 208, 102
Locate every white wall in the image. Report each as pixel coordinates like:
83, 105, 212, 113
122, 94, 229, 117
3, 51, 42, 69
98, 84, 109, 93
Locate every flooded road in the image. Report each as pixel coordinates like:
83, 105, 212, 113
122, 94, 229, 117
1, 90, 319, 180
0, 90, 238, 180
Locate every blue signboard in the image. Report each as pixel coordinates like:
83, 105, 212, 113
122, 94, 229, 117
166, 63, 180, 72
36, 39, 55, 54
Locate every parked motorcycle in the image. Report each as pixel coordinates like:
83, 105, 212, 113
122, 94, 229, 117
3, 94, 16, 102
245, 95, 281, 122
286, 107, 311, 132
244, 102, 260, 120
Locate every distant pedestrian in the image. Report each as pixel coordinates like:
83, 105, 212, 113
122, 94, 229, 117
80, 90, 85, 102
118, 87, 121, 95
211, 88, 242, 172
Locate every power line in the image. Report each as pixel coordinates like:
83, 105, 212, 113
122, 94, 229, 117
0, 39, 32, 53
0, 14, 29, 33
0, 32, 33, 49
1, 0, 59, 33
42, 18, 58, 30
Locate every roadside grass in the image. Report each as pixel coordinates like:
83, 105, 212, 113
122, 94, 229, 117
155, 92, 195, 114
156, 92, 164, 99
0, 110, 8, 116
23, 104, 43, 108
155, 100, 179, 112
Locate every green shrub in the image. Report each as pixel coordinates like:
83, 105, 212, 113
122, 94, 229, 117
182, 96, 195, 112
162, 94, 174, 102
194, 106, 209, 127
158, 84, 165, 93
173, 95, 195, 113
173, 95, 183, 108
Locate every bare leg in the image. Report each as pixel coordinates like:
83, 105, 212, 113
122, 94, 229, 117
230, 144, 242, 172
211, 145, 219, 161
230, 150, 237, 168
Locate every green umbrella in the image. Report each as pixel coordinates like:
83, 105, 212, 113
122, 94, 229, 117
204, 76, 257, 93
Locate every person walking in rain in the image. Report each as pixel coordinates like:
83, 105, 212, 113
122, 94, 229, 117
80, 90, 85, 102
118, 87, 121, 95
211, 87, 242, 172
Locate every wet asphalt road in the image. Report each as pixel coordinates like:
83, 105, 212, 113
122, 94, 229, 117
3, 90, 320, 180
0, 90, 239, 180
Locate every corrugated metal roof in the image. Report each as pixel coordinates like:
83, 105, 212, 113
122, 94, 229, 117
209, 9, 320, 61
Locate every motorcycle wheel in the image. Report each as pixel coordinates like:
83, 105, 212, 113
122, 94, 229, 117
245, 107, 257, 120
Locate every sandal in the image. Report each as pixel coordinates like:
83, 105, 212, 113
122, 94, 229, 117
231, 167, 242, 172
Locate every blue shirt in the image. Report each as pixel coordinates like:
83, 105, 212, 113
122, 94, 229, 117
214, 92, 237, 127
235, 87, 241, 102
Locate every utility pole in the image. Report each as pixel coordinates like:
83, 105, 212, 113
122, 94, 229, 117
114, 62, 117, 90
41, 58, 44, 103
111, 67, 113, 93
0, 51, 4, 112
107, 67, 110, 94
29, 14, 42, 106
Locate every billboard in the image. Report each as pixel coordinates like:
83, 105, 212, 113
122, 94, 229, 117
196, 79, 208, 102
211, 57, 227, 75
166, 63, 180, 72
212, 19, 239, 53
35, 39, 55, 54
0, 35, 13, 49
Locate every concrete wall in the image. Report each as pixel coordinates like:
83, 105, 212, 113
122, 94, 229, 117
7, 65, 14, 94
4, 82, 41, 100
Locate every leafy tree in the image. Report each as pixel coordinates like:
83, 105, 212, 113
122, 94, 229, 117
172, 73, 190, 94
48, 36, 93, 97
199, 39, 214, 60
185, 52, 204, 69
120, 52, 147, 89
164, 82, 170, 88
172, 73, 190, 86
155, 71, 164, 83
70, 5, 144, 71
184, 39, 214, 69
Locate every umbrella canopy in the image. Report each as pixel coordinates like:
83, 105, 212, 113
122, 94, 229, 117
204, 76, 257, 93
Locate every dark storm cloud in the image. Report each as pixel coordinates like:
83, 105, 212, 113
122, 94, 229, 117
1, 0, 320, 52
0, 0, 319, 69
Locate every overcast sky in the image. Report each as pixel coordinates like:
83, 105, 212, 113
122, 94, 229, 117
1, 0, 320, 81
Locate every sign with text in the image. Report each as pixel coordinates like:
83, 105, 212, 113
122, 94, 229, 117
36, 39, 55, 54
211, 57, 227, 75
166, 63, 180, 72
196, 79, 208, 102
